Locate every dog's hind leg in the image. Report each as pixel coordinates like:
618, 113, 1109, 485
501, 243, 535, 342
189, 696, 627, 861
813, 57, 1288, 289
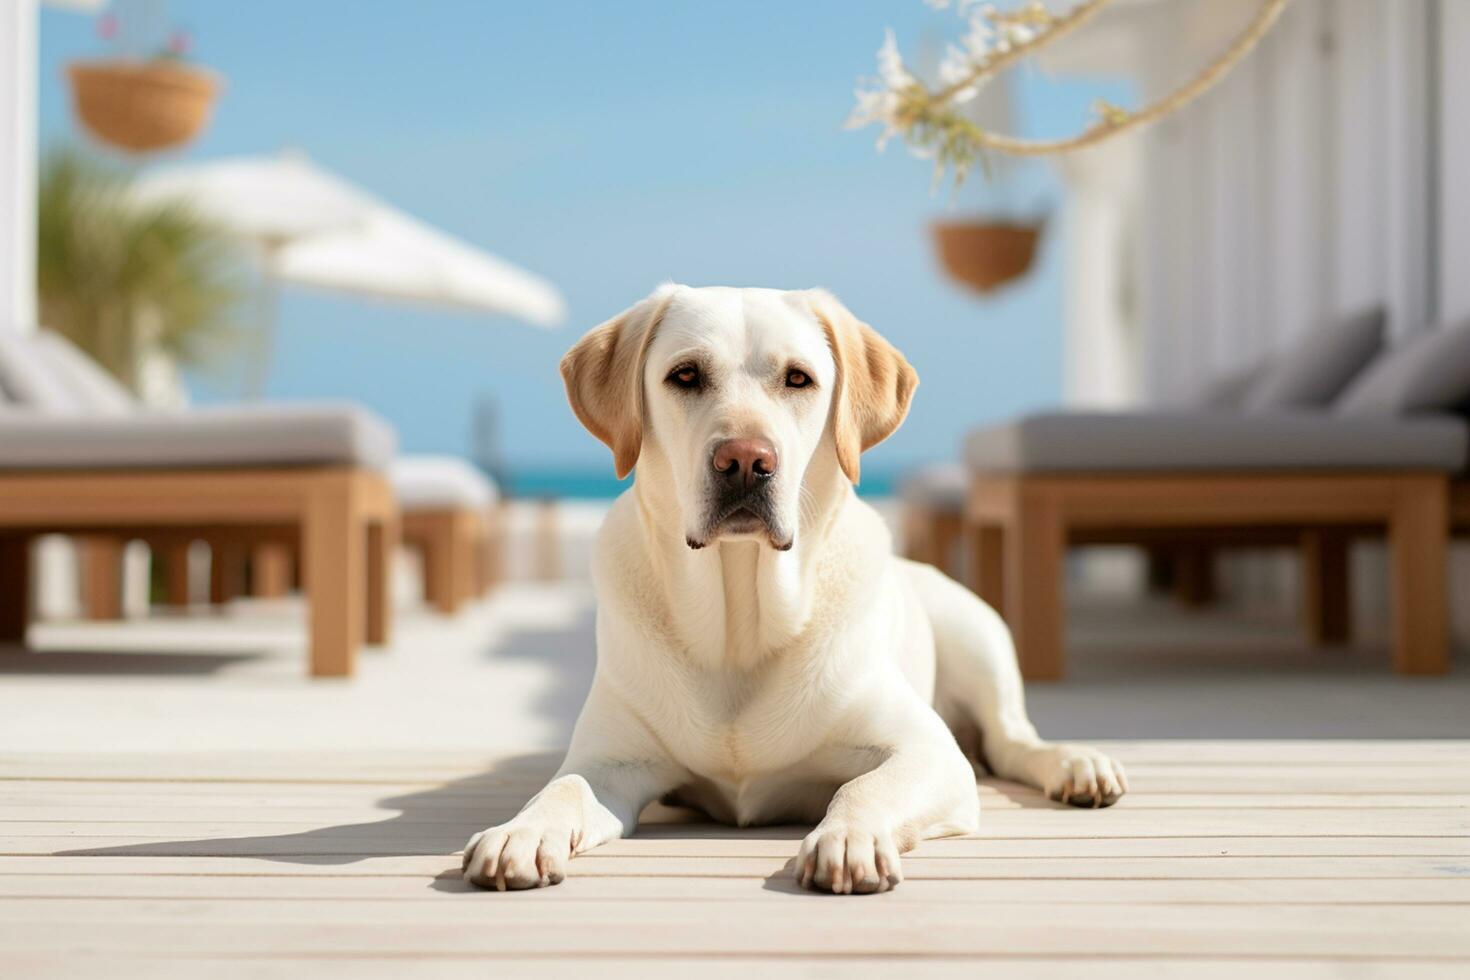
902, 559, 1127, 808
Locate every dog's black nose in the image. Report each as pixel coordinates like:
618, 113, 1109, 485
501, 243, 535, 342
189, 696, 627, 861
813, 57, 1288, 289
712, 438, 778, 489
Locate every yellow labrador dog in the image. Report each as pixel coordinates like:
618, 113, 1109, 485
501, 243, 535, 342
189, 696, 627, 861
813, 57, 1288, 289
463, 285, 1126, 894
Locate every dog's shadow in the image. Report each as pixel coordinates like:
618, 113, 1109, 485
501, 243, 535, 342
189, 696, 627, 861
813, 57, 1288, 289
57, 752, 564, 891
57, 764, 1073, 896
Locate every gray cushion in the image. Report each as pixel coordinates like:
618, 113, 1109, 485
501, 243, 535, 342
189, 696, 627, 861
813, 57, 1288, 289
1241, 306, 1385, 410
0, 331, 81, 413
1335, 318, 1470, 416
31, 331, 137, 415
1194, 361, 1263, 410
0, 402, 396, 471
390, 455, 497, 509
898, 462, 967, 511
965, 411, 1467, 473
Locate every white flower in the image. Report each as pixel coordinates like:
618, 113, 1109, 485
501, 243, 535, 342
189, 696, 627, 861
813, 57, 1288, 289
960, 13, 996, 59
938, 43, 983, 103
844, 28, 918, 149
1001, 22, 1036, 48
875, 28, 915, 91
846, 85, 904, 150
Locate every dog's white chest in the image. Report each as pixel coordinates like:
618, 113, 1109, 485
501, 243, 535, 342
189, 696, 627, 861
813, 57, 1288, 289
645, 667, 882, 826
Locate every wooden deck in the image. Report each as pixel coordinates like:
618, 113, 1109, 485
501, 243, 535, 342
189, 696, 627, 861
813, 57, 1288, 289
3, 741, 1469, 977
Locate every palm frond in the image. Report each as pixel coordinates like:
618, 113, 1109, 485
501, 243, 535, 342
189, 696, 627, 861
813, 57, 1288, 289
36, 146, 244, 392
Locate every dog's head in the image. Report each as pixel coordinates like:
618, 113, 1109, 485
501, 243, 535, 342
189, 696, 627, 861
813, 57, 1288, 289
561, 285, 916, 551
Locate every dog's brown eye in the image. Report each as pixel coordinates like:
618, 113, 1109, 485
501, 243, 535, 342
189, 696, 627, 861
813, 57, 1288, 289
785, 369, 811, 389
668, 365, 701, 390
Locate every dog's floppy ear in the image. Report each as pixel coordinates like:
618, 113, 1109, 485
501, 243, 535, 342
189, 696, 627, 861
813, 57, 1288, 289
560, 286, 677, 479
809, 289, 918, 484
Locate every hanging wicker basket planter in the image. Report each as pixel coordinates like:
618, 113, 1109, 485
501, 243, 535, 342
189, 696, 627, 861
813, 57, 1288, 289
930, 219, 1044, 294
66, 60, 221, 154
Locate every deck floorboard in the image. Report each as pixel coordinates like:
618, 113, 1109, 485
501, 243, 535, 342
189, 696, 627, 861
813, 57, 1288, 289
3, 742, 1468, 976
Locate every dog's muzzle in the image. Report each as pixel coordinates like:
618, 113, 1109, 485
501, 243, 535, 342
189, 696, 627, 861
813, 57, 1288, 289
683, 437, 792, 550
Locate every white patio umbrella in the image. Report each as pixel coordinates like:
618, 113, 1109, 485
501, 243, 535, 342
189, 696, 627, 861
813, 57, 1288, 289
272, 206, 564, 327
135, 151, 565, 392
135, 152, 375, 247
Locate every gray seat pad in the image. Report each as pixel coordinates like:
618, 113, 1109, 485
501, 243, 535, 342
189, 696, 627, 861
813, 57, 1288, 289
965, 411, 1468, 473
898, 462, 967, 510
0, 402, 396, 471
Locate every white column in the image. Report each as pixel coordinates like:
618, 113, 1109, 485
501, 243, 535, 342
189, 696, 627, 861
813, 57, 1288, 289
1, 0, 39, 333
1058, 137, 1141, 408
1440, 0, 1470, 324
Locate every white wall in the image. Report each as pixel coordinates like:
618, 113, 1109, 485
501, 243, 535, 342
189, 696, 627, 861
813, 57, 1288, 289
0, 0, 39, 333
1107, 0, 1466, 637
1131, 0, 1447, 394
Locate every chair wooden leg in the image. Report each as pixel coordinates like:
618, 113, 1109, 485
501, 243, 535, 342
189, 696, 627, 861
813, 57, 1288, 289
457, 514, 480, 604
903, 506, 937, 566
304, 475, 365, 677
1144, 544, 1175, 593
1003, 493, 1066, 681
1172, 544, 1216, 608
930, 512, 963, 579
474, 522, 491, 596
366, 517, 396, 647
82, 537, 125, 621
1301, 529, 1351, 646
966, 522, 1005, 611
1388, 478, 1448, 675
161, 539, 193, 607
251, 542, 292, 599
534, 500, 561, 582
0, 535, 30, 643
482, 502, 506, 593
209, 540, 245, 605
420, 512, 462, 615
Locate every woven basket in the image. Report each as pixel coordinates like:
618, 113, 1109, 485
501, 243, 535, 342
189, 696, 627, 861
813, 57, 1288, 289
930, 220, 1043, 294
66, 60, 220, 154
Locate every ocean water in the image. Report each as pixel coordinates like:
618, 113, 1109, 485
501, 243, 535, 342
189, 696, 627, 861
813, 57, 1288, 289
501, 468, 899, 500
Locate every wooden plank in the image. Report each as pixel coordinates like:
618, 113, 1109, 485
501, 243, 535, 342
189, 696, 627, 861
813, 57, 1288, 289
0, 904, 1466, 957
4, 956, 1466, 980
6, 792, 1469, 821
1082, 741, 1470, 763
3, 740, 1465, 777
1, 873, 1468, 904
4, 773, 1466, 798
5, 897, 1470, 932
0, 470, 323, 526
5, 807, 1464, 844
1, 853, 1464, 879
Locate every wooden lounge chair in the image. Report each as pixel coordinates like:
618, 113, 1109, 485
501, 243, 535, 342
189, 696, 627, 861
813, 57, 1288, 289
7, 331, 497, 623
899, 462, 968, 575
905, 312, 1470, 681
0, 332, 398, 677
208, 456, 503, 615
392, 456, 502, 614
959, 410, 1463, 679
958, 386, 1469, 679
0, 408, 398, 676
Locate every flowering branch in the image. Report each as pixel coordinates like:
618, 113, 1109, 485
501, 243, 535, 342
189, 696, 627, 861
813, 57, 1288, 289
848, 2, 1112, 184
848, 0, 1291, 183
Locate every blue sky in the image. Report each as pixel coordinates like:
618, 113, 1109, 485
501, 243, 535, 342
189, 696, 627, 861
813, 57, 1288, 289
38, 2, 1124, 479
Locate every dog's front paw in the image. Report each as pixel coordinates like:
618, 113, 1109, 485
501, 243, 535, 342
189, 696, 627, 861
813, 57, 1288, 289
796, 821, 903, 894
1034, 744, 1128, 808
461, 821, 573, 891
